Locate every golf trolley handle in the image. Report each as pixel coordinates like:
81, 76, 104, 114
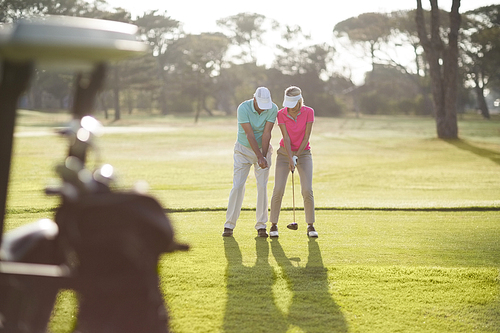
0, 61, 34, 248
67, 63, 107, 164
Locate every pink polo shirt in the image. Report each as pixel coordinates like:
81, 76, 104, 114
277, 106, 314, 151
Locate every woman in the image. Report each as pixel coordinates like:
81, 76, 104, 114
269, 86, 318, 238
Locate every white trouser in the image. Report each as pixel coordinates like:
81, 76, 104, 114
225, 141, 272, 230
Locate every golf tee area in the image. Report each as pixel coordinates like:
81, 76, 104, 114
5, 112, 500, 332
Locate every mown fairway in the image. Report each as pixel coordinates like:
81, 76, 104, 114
4, 112, 500, 332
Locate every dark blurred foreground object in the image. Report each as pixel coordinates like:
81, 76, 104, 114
0, 16, 187, 333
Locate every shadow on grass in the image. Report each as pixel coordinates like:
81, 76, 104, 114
223, 237, 287, 333
271, 239, 348, 333
223, 237, 347, 333
445, 139, 500, 166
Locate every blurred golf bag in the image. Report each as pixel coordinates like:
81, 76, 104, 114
0, 61, 188, 332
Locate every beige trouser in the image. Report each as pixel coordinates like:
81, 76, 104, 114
270, 147, 315, 224
225, 142, 273, 230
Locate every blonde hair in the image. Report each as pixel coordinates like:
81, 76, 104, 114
285, 86, 303, 108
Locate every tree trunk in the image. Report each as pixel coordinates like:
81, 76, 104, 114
159, 88, 167, 115
156, 57, 168, 115
113, 66, 121, 121
441, 0, 460, 138
475, 85, 490, 119
416, 0, 461, 139
473, 72, 490, 119
194, 89, 201, 124
100, 94, 109, 120
202, 97, 213, 116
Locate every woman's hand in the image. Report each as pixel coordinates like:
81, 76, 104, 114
289, 155, 298, 172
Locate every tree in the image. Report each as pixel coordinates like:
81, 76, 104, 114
462, 5, 500, 119
274, 43, 341, 116
360, 65, 424, 115
94, 7, 134, 121
0, 0, 93, 22
135, 10, 181, 115
416, 0, 461, 139
37, 70, 73, 109
334, 12, 392, 73
164, 33, 229, 122
389, 9, 436, 115
217, 12, 276, 63
274, 25, 316, 75
216, 63, 271, 115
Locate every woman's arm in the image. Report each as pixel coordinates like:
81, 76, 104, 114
278, 123, 296, 172
295, 122, 313, 157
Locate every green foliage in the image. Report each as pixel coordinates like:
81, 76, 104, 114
0, 0, 92, 23
5, 1, 500, 121
216, 12, 270, 62
463, 5, 500, 100
357, 65, 430, 116
334, 12, 392, 44
358, 92, 428, 116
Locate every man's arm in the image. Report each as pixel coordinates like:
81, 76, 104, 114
241, 122, 268, 169
261, 120, 274, 159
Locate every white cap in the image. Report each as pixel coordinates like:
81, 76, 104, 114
253, 87, 273, 110
283, 94, 302, 108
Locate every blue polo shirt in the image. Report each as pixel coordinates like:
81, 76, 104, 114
237, 99, 278, 149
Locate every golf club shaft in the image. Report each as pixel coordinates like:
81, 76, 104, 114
292, 170, 295, 223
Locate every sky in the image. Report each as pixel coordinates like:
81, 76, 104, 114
110, 0, 497, 42
106, 0, 498, 83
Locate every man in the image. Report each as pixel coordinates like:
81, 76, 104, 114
223, 87, 278, 238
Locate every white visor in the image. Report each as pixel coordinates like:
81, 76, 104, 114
283, 94, 302, 108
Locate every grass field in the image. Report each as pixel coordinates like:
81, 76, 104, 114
4, 111, 500, 332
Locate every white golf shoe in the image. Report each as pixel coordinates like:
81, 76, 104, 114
307, 225, 318, 238
270, 225, 279, 238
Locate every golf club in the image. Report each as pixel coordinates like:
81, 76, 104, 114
287, 156, 298, 230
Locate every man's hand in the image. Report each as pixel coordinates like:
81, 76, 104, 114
258, 156, 268, 169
